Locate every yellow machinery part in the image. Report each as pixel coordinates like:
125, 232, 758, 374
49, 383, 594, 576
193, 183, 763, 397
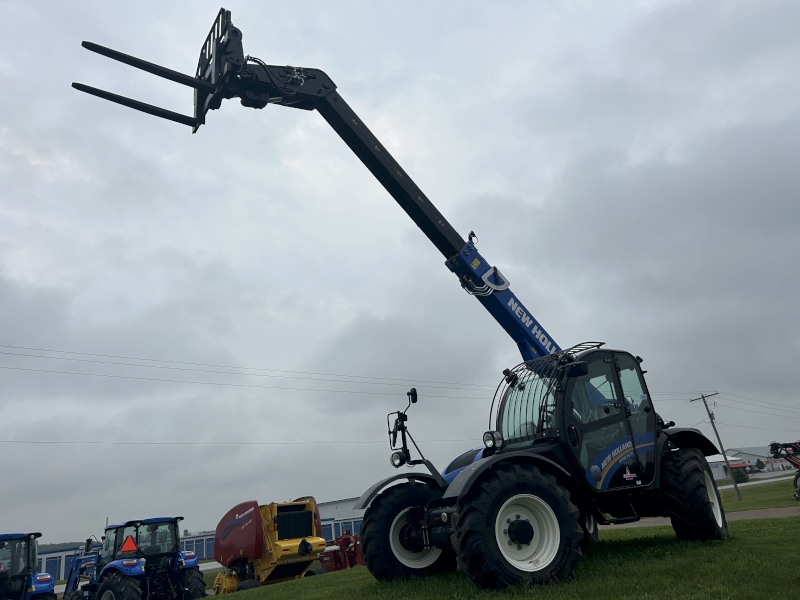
212, 572, 240, 596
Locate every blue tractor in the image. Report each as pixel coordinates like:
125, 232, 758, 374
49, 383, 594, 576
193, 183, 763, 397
0, 533, 55, 600
73, 7, 729, 589
63, 518, 205, 600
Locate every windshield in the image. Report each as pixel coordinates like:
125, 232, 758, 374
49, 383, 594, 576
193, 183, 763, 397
115, 522, 178, 557
0, 538, 33, 577
497, 366, 558, 446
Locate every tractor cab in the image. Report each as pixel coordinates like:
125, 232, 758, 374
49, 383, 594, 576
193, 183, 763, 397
0, 533, 54, 600
63, 517, 202, 600
100, 518, 186, 572
491, 343, 658, 492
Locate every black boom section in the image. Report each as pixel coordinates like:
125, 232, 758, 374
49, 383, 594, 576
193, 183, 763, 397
316, 92, 465, 259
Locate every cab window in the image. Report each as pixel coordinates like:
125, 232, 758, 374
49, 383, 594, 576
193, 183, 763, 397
100, 529, 116, 562
569, 356, 620, 425
117, 526, 137, 557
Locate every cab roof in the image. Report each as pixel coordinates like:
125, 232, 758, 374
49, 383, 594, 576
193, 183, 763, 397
105, 517, 182, 531
0, 533, 41, 541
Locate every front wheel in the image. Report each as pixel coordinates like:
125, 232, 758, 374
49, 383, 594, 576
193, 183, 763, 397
361, 482, 456, 581
661, 447, 728, 540
451, 463, 583, 589
97, 572, 142, 600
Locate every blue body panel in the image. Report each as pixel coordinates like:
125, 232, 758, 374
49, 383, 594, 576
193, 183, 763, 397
441, 448, 485, 485
99, 559, 145, 579
25, 573, 55, 600
447, 242, 561, 361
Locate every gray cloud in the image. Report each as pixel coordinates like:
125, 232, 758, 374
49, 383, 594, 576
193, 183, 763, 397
1, 0, 799, 542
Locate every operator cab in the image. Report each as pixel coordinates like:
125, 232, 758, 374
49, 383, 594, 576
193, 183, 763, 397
0, 533, 47, 600
491, 344, 657, 492
100, 518, 182, 568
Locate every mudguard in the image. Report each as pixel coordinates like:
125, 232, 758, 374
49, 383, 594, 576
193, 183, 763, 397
175, 551, 199, 570
27, 573, 55, 597
353, 472, 444, 510
442, 450, 573, 502
99, 560, 144, 580
663, 428, 719, 456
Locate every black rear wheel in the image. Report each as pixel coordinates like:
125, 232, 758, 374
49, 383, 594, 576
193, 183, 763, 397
361, 482, 456, 581
97, 572, 142, 600
793, 471, 800, 500
178, 567, 206, 599
235, 578, 261, 591
451, 463, 583, 589
661, 447, 728, 540
303, 567, 327, 577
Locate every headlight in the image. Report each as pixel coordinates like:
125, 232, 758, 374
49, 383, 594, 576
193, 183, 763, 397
390, 451, 407, 468
483, 431, 504, 449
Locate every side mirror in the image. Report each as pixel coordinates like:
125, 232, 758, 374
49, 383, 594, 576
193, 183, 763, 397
407, 388, 417, 403
85, 539, 93, 553
565, 362, 589, 377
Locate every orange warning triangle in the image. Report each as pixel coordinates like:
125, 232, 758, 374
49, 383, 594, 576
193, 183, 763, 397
120, 535, 138, 553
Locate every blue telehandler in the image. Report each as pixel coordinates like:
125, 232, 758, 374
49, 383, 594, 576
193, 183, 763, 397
72, 7, 729, 589
62, 518, 205, 600
0, 533, 55, 600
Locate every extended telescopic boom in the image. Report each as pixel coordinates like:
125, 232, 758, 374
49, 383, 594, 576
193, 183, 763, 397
72, 8, 561, 360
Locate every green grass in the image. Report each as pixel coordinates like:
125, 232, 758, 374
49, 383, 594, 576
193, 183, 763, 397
203, 569, 220, 589
720, 478, 798, 512
224, 518, 799, 600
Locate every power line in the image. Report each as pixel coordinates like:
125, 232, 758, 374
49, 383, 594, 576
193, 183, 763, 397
710, 401, 800, 420
714, 421, 800, 434
716, 396, 800, 416
0, 350, 494, 393
0, 438, 477, 446
0, 343, 496, 389
717, 391, 800, 412
0, 365, 488, 399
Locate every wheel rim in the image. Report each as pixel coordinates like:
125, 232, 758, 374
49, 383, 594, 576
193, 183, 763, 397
495, 494, 560, 572
100, 591, 116, 600
704, 470, 723, 527
585, 515, 596, 535
389, 508, 442, 569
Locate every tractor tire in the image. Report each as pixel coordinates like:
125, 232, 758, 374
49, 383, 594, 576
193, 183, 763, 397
97, 572, 142, 600
235, 579, 261, 592
361, 482, 456, 581
303, 568, 327, 577
178, 567, 206, 600
661, 447, 728, 540
580, 514, 599, 545
451, 463, 583, 589
793, 471, 800, 500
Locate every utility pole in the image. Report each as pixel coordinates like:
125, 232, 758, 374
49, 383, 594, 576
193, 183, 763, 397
690, 392, 741, 501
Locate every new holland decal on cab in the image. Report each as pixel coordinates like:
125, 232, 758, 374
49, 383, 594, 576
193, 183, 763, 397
585, 432, 655, 490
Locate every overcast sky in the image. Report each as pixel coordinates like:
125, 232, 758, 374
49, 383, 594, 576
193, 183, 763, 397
1, 1, 799, 543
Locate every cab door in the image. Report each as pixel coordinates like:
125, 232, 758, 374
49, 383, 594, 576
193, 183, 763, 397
562, 350, 650, 491
612, 351, 657, 486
